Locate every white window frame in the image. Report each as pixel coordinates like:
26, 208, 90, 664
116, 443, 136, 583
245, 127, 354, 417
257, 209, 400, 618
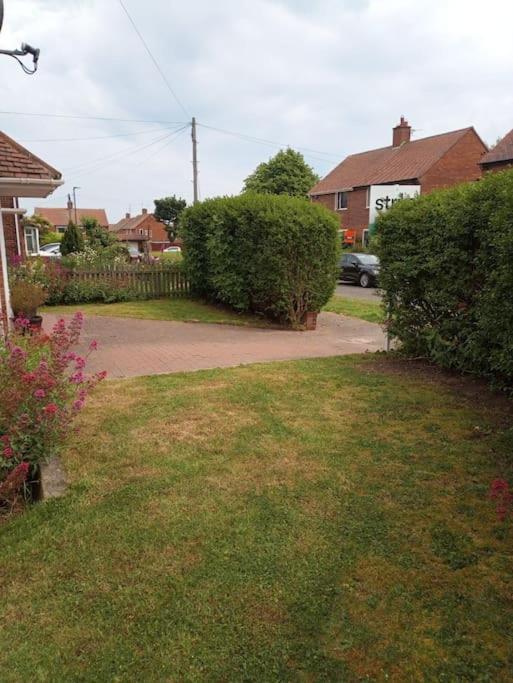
365, 187, 370, 209
24, 226, 40, 256
335, 191, 348, 211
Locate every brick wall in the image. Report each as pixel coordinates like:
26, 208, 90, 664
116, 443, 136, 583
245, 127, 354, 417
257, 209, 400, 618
481, 160, 513, 174
420, 128, 486, 193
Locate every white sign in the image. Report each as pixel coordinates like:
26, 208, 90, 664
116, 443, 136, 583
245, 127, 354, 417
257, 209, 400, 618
368, 184, 420, 224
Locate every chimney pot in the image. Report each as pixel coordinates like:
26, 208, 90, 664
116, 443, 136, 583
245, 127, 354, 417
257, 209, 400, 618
142, 208, 147, 215
393, 116, 412, 147
125, 212, 131, 219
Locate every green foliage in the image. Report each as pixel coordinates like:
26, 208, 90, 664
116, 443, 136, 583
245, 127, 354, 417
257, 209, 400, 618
60, 221, 84, 256
54, 280, 142, 305
24, 213, 52, 237
61, 243, 129, 270
80, 216, 117, 249
180, 193, 339, 326
40, 231, 62, 246
154, 196, 187, 241
376, 169, 513, 389
243, 148, 319, 198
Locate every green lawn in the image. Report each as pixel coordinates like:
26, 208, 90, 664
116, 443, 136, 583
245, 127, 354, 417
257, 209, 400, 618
44, 294, 383, 326
324, 294, 384, 324
42, 298, 273, 327
1, 356, 512, 680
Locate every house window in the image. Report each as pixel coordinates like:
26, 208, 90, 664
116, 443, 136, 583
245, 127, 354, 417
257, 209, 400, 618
24, 226, 39, 255
336, 191, 348, 210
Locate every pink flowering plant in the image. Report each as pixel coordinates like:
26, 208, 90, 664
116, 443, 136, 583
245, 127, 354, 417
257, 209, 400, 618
0, 312, 105, 510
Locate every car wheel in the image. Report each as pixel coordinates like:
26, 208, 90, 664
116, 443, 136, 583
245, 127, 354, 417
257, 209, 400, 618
359, 272, 371, 288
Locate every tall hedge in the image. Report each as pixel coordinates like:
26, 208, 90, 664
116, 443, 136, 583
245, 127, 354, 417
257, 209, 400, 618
376, 169, 513, 388
180, 193, 339, 326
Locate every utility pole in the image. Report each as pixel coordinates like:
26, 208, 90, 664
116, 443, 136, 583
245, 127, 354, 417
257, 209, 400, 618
72, 186, 80, 225
191, 117, 199, 204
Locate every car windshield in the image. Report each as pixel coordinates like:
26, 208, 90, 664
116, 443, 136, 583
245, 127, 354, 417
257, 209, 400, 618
40, 244, 59, 252
357, 255, 379, 265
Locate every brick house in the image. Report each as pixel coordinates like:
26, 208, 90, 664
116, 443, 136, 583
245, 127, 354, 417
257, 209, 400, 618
34, 206, 109, 233
0, 131, 62, 334
310, 117, 488, 244
109, 209, 172, 253
480, 129, 513, 174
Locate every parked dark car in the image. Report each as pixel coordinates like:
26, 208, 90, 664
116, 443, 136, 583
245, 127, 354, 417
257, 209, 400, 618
339, 253, 380, 288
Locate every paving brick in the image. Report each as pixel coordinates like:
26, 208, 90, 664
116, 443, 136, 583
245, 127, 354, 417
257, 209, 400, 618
43, 312, 386, 379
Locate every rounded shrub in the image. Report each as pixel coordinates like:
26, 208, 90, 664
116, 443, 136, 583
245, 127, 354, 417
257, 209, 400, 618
180, 193, 340, 327
376, 168, 513, 389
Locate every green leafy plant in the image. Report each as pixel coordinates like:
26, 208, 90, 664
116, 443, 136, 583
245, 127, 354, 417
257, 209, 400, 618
154, 196, 187, 242
40, 231, 62, 246
376, 168, 513, 389
180, 193, 339, 327
60, 220, 84, 256
243, 148, 319, 198
10, 281, 47, 317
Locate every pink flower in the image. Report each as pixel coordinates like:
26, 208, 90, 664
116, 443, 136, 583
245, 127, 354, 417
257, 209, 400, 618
89, 340, 98, 351
69, 372, 84, 385
75, 356, 86, 370
22, 372, 36, 383
73, 399, 85, 411
34, 389, 46, 399
43, 403, 58, 416
3, 447, 14, 458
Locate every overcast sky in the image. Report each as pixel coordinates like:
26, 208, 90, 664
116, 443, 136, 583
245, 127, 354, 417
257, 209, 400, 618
1, 0, 512, 222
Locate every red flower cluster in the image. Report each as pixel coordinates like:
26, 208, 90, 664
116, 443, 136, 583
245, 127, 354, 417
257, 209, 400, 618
0, 313, 106, 509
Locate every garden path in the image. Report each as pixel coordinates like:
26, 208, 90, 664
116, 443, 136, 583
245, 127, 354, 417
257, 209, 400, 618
44, 312, 386, 378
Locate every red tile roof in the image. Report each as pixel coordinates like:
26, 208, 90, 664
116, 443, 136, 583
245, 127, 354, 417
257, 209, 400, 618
310, 128, 474, 194
0, 131, 61, 180
480, 129, 513, 166
109, 213, 148, 232
35, 207, 109, 227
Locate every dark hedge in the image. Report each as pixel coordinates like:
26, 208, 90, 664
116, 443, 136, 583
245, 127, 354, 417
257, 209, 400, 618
180, 193, 339, 327
376, 169, 513, 389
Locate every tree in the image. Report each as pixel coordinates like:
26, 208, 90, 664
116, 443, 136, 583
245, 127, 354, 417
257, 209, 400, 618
80, 216, 117, 248
242, 148, 320, 198
24, 213, 52, 238
60, 221, 84, 256
154, 196, 187, 242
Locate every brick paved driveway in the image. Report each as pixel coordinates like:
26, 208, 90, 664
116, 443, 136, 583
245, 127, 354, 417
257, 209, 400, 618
44, 312, 386, 378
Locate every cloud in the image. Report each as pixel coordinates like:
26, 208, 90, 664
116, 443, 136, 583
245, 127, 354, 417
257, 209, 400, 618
0, 0, 511, 221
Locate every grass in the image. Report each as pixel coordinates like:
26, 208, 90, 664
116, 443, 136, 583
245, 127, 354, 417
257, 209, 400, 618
323, 294, 384, 323
42, 298, 274, 327
43, 293, 384, 327
1, 355, 513, 680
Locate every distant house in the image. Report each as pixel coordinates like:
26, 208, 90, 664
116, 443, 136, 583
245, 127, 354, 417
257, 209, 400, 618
0, 131, 62, 334
309, 117, 487, 245
109, 209, 171, 253
35, 206, 109, 233
480, 129, 513, 174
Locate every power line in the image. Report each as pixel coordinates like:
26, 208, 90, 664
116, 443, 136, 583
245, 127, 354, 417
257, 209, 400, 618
63, 127, 182, 175
198, 122, 341, 162
18, 127, 177, 143
0, 110, 185, 124
67, 125, 190, 180
117, 0, 190, 119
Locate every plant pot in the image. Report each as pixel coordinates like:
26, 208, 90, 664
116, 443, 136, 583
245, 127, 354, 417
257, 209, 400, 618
303, 311, 318, 331
29, 315, 43, 334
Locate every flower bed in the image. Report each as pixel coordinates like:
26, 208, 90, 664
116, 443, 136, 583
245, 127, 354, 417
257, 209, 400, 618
0, 313, 105, 515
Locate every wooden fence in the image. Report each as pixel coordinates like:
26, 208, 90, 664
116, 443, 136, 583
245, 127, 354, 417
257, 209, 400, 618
70, 265, 191, 298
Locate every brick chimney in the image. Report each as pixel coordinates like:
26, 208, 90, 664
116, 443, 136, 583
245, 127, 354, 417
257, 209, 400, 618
142, 208, 147, 215
393, 116, 411, 147
125, 212, 131, 219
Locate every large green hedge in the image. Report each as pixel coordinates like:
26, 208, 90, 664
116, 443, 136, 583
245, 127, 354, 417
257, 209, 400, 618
180, 193, 339, 326
376, 169, 513, 388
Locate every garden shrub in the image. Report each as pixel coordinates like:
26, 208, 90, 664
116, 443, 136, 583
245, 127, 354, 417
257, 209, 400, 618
0, 314, 105, 512
180, 193, 339, 326
376, 168, 513, 389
